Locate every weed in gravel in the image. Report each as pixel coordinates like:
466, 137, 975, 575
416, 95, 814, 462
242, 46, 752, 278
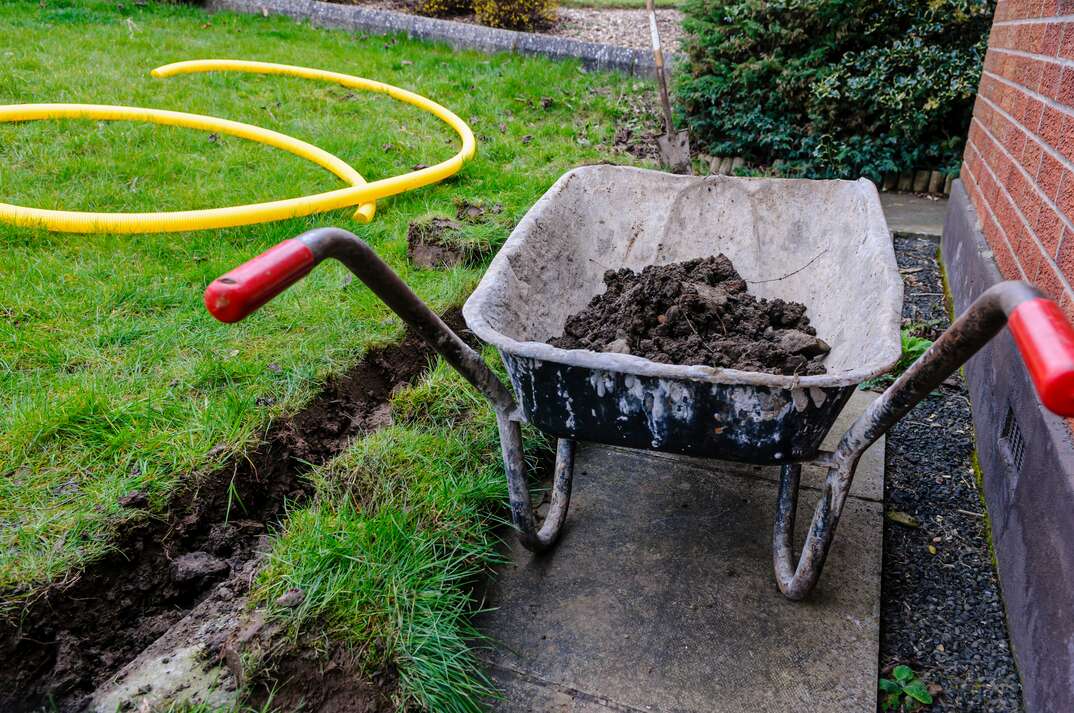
861, 328, 934, 389
879, 664, 934, 711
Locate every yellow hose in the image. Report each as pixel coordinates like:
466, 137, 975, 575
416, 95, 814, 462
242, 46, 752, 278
0, 60, 476, 234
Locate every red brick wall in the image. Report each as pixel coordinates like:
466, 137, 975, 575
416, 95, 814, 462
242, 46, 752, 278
961, 0, 1074, 319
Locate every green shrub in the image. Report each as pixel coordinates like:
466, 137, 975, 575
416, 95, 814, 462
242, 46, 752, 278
409, 0, 555, 30
473, 0, 555, 30
679, 0, 994, 180
412, 0, 472, 18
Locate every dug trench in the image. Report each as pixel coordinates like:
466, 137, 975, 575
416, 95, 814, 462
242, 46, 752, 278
0, 312, 469, 713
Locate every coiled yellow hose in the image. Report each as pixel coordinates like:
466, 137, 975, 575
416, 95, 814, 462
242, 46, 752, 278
0, 60, 476, 234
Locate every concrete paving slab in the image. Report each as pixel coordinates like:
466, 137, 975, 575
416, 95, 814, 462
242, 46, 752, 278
478, 400, 883, 712
633, 389, 884, 502
879, 192, 948, 238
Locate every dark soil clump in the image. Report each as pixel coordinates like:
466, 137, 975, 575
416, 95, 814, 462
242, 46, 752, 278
550, 255, 829, 375
0, 314, 465, 713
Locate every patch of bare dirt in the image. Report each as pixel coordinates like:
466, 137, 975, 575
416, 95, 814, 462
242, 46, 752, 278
0, 314, 466, 712
247, 644, 394, 713
406, 212, 495, 269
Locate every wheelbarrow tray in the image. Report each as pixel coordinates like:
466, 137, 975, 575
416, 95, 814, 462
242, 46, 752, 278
463, 166, 902, 464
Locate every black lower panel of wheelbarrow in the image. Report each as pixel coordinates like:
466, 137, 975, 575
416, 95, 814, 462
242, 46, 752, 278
503, 353, 854, 463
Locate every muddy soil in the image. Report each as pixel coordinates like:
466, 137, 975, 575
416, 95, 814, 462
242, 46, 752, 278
406, 213, 495, 269
0, 315, 466, 713
550, 255, 829, 375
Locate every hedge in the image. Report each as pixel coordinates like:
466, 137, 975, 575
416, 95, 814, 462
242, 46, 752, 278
678, 0, 995, 180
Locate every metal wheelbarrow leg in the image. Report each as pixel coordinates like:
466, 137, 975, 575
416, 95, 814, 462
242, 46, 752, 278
774, 281, 1074, 599
203, 227, 574, 552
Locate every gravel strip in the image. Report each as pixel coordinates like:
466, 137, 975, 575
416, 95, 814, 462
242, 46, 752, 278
880, 235, 1023, 711
329, 1, 684, 54
549, 8, 684, 54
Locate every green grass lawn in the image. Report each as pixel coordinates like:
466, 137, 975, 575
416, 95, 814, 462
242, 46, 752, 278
0, 1, 652, 692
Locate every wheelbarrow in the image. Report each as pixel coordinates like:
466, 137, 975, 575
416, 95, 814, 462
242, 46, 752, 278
204, 166, 1074, 600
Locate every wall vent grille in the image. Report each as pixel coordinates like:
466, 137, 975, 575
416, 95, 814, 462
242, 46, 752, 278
1002, 406, 1025, 473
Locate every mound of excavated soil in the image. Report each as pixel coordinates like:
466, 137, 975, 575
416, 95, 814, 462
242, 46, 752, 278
550, 255, 829, 376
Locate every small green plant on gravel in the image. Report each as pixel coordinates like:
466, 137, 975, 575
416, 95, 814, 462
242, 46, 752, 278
879, 664, 934, 711
678, 0, 994, 180
862, 329, 934, 389
896, 330, 934, 372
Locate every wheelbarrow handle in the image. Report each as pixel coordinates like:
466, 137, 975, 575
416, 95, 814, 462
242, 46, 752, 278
203, 228, 517, 414
204, 227, 573, 554
204, 239, 315, 323
776, 280, 1074, 600
1007, 297, 1074, 416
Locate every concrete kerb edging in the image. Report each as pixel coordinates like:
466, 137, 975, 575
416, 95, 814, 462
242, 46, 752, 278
206, 0, 661, 76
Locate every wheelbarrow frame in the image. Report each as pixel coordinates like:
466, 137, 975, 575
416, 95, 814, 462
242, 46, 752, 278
205, 227, 1074, 600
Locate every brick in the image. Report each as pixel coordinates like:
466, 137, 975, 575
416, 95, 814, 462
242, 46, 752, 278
998, 192, 1021, 234
1058, 169, 1074, 222
1060, 292, 1074, 328
1057, 227, 1074, 281
1008, 124, 1028, 157
996, 236, 1026, 279
1039, 153, 1065, 198
1011, 89, 1030, 125
1023, 96, 1045, 132
1022, 137, 1045, 175
1039, 105, 1066, 148
1044, 22, 1064, 55
1036, 203, 1066, 254
985, 216, 1003, 254
1040, 62, 1063, 100
1059, 114, 1074, 165
1061, 23, 1074, 60
1009, 161, 1032, 204
1058, 66, 1074, 107
1024, 187, 1048, 229
1040, 0, 1060, 16
1027, 23, 1047, 53
988, 26, 1003, 49
1024, 57, 1045, 94
1033, 256, 1067, 299
1017, 231, 1047, 278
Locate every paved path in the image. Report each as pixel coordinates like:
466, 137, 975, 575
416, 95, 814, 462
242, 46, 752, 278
880, 193, 948, 239
477, 391, 884, 712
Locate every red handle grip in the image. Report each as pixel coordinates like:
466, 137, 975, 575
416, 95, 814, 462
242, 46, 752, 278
204, 239, 316, 323
1008, 298, 1074, 417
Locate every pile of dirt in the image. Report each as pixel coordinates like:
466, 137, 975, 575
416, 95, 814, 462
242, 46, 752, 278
0, 316, 463, 713
550, 255, 830, 376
